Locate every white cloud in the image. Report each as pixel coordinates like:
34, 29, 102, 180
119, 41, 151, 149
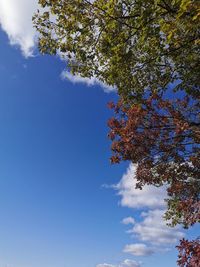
96, 259, 141, 267
120, 259, 141, 267
129, 209, 184, 245
61, 70, 116, 93
122, 217, 135, 225
0, 0, 38, 57
115, 164, 185, 257
123, 244, 155, 256
0, 1, 116, 91
114, 164, 167, 209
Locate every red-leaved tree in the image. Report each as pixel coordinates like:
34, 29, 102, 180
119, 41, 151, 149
108, 92, 200, 265
177, 238, 200, 267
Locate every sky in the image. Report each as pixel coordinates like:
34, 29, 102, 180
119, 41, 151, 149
0, 1, 199, 267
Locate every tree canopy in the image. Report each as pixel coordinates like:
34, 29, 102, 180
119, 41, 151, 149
108, 93, 200, 228
33, 0, 200, 98
34, 0, 200, 266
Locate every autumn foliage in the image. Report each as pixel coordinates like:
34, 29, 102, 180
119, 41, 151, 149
108, 92, 200, 265
177, 238, 200, 267
34, 0, 200, 265
108, 93, 200, 228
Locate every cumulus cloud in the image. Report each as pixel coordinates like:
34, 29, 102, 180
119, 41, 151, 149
0, 1, 115, 91
114, 164, 167, 209
0, 0, 38, 57
61, 70, 116, 93
96, 259, 141, 267
115, 164, 185, 257
129, 209, 184, 245
123, 243, 155, 256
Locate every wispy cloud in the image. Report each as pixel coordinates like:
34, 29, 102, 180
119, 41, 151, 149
96, 264, 115, 267
123, 243, 155, 256
96, 259, 141, 267
122, 217, 135, 225
0, 0, 38, 57
61, 70, 116, 93
120, 259, 141, 267
128, 209, 184, 245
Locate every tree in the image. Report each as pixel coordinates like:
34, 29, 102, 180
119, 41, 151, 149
108, 92, 200, 228
33, 0, 200, 264
33, 0, 200, 98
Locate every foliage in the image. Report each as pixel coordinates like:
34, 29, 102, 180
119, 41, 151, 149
34, 0, 200, 263
177, 238, 200, 267
33, 0, 200, 98
107, 93, 200, 228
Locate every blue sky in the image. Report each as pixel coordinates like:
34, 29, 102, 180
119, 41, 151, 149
0, 2, 199, 267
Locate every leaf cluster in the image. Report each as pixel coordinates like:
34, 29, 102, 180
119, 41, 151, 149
177, 238, 200, 267
33, 0, 200, 97
108, 93, 200, 227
